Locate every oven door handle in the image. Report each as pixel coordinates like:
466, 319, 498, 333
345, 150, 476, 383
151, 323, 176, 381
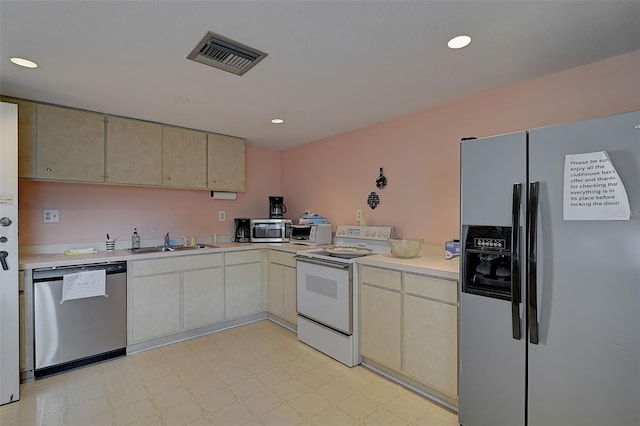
294, 255, 351, 270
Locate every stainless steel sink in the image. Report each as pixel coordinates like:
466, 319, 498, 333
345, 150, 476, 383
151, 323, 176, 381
129, 244, 218, 254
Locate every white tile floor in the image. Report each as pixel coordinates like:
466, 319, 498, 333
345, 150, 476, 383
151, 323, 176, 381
0, 320, 458, 425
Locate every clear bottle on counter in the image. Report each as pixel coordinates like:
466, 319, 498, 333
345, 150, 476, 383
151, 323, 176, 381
131, 228, 141, 249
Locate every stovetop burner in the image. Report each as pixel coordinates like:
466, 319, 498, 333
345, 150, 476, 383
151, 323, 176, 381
296, 225, 393, 263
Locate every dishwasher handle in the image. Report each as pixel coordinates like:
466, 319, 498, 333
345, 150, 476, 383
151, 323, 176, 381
33, 261, 127, 281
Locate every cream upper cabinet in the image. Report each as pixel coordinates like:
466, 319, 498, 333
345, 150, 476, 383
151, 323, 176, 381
0, 97, 37, 178
162, 125, 207, 189
207, 133, 246, 192
106, 116, 162, 186
36, 104, 105, 182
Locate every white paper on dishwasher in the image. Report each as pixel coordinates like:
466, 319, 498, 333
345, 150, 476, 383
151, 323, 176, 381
563, 151, 630, 220
60, 269, 107, 303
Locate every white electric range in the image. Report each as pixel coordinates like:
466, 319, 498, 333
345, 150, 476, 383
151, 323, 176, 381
294, 225, 394, 366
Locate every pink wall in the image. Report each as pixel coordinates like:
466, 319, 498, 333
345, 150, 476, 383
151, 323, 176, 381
282, 50, 640, 244
19, 50, 640, 246
19, 144, 282, 244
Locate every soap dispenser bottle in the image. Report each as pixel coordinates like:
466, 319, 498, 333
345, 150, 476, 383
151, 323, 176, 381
131, 228, 141, 249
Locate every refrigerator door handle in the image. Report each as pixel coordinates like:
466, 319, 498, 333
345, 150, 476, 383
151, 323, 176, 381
511, 183, 522, 340
528, 181, 540, 344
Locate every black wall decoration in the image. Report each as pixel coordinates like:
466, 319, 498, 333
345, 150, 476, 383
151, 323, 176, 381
367, 192, 380, 209
367, 166, 387, 209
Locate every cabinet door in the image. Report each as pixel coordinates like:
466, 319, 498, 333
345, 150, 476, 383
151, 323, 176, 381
404, 294, 458, 397
207, 134, 245, 191
267, 263, 284, 317
225, 262, 262, 319
106, 116, 162, 185
0, 97, 37, 178
360, 284, 402, 370
183, 267, 224, 329
162, 126, 207, 188
131, 274, 181, 342
36, 104, 105, 182
282, 266, 297, 325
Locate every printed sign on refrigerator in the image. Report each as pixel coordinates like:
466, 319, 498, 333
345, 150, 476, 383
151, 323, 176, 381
564, 151, 630, 220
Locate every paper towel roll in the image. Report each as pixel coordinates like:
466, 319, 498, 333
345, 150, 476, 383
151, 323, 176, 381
210, 191, 237, 200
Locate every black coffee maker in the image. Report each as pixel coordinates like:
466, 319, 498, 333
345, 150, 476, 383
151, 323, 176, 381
269, 196, 287, 219
234, 218, 251, 243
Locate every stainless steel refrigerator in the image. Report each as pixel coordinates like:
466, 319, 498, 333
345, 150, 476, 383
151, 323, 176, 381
459, 111, 639, 426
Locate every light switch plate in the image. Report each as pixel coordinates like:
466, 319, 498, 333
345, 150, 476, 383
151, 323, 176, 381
43, 209, 59, 223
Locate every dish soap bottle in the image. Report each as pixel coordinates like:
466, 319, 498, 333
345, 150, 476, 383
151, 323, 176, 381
131, 228, 141, 249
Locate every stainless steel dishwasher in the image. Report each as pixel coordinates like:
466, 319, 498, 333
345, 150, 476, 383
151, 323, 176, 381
33, 261, 127, 378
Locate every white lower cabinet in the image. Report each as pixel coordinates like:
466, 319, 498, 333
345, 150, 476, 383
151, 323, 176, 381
282, 266, 297, 325
131, 273, 181, 342
129, 252, 228, 344
359, 265, 459, 408
183, 268, 224, 329
267, 249, 297, 327
404, 294, 458, 397
224, 250, 263, 319
360, 281, 402, 370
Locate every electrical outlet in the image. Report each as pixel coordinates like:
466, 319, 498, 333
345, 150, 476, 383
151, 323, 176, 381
218, 211, 226, 221
43, 209, 59, 223
356, 209, 363, 221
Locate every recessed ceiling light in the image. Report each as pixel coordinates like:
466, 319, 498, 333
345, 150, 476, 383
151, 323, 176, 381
447, 35, 472, 49
10, 57, 38, 68
271, 118, 284, 124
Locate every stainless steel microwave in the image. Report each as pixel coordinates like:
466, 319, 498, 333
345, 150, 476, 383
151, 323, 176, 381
250, 219, 292, 243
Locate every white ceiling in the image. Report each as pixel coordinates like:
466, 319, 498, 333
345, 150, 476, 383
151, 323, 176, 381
1, 1, 639, 150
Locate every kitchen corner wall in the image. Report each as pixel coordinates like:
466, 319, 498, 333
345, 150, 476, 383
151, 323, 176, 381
19, 144, 282, 245
18, 50, 640, 247
282, 50, 640, 245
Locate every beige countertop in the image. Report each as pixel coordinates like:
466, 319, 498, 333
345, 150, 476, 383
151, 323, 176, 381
19, 242, 261, 270
357, 245, 460, 280
19, 242, 458, 280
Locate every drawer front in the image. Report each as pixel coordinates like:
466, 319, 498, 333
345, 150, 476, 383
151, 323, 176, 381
360, 265, 402, 291
131, 253, 223, 276
269, 249, 296, 267
404, 273, 457, 304
225, 249, 262, 265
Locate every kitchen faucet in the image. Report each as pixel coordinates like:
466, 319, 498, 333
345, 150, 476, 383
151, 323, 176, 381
164, 233, 188, 247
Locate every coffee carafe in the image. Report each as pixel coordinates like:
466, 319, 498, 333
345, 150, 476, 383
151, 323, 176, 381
269, 196, 287, 219
234, 218, 251, 243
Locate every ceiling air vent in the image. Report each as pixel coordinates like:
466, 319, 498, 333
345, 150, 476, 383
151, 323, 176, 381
187, 31, 267, 76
